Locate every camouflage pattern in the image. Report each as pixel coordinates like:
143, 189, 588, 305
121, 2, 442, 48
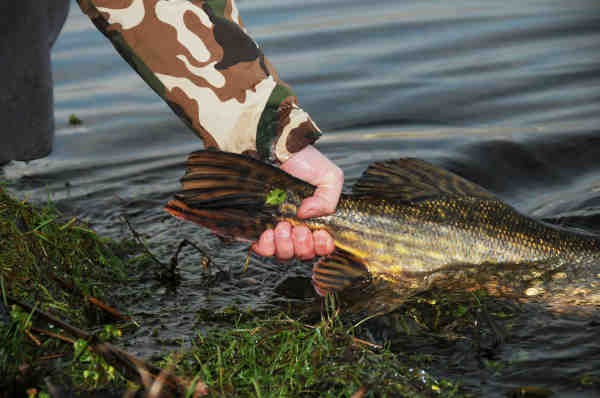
77, 0, 321, 163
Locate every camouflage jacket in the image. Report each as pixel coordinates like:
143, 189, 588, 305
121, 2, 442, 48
77, 0, 321, 163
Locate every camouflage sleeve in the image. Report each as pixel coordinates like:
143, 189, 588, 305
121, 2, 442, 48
77, 0, 321, 163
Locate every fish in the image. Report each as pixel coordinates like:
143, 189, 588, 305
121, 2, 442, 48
165, 150, 600, 312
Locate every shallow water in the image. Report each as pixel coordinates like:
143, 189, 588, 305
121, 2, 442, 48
3, 0, 600, 396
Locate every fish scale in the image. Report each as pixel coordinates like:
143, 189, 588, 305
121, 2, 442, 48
308, 196, 597, 272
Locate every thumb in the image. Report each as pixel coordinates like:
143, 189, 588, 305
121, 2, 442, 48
280, 145, 343, 219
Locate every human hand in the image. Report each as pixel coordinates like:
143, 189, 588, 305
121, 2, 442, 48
251, 145, 343, 260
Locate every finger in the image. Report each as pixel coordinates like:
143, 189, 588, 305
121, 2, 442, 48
313, 230, 335, 256
281, 146, 343, 219
298, 162, 343, 218
292, 225, 315, 260
280, 145, 322, 180
274, 222, 294, 260
251, 229, 275, 257
298, 189, 340, 219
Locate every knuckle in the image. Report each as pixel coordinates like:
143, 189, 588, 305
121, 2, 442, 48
296, 225, 310, 238
322, 165, 343, 185
322, 166, 343, 185
275, 224, 291, 239
277, 238, 294, 253
332, 165, 344, 181
315, 200, 336, 215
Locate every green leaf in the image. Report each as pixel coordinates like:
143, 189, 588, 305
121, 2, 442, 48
454, 305, 468, 317
265, 189, 286, 206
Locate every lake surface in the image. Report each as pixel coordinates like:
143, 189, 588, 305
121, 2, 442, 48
3, 0, 600, 396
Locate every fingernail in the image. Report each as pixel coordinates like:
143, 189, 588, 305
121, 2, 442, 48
276, 227, 290, 239
295, 227, 308, 241
261, 229, 274, 242
315, 239, 324, 251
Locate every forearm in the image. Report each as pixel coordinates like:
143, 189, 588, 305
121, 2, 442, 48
78, 0, 321, 162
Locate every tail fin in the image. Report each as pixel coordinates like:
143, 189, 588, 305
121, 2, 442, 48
165, 150, 315, 241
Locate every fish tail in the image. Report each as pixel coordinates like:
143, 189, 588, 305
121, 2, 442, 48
165, 150, 315, 241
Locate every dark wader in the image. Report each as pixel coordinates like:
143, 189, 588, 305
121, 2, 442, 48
0, 1, 70, 165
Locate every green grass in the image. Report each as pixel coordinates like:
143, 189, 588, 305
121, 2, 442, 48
0, 187, 129, 303
171, 310, 462, 397
0, 186, 136, 393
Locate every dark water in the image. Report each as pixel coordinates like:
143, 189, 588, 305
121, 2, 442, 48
3, 0, 600, 396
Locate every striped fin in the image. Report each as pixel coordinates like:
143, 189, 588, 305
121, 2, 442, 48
165, 150, 315, 241
312, 249, 370, 296
352, 158, 496, 202
165, 198, 273, 242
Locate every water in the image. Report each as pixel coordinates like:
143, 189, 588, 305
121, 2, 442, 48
3, 0, 600, 396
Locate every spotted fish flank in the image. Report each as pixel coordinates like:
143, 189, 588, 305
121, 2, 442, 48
77, 0, 321, 162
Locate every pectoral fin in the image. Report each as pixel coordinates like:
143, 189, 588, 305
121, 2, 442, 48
312, 249, 370, 296
353, 158, 496, 202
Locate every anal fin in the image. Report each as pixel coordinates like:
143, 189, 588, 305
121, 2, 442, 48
312, 249, 371, 296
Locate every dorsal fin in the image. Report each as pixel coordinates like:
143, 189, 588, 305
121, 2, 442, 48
352, 158, 496, 202
312, 249, 370, 296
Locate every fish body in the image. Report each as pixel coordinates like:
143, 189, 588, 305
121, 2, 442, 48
307, 194, 599, 276
165, 151, 600, 310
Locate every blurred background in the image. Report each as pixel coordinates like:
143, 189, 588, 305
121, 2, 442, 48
2, 1, 600, 396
